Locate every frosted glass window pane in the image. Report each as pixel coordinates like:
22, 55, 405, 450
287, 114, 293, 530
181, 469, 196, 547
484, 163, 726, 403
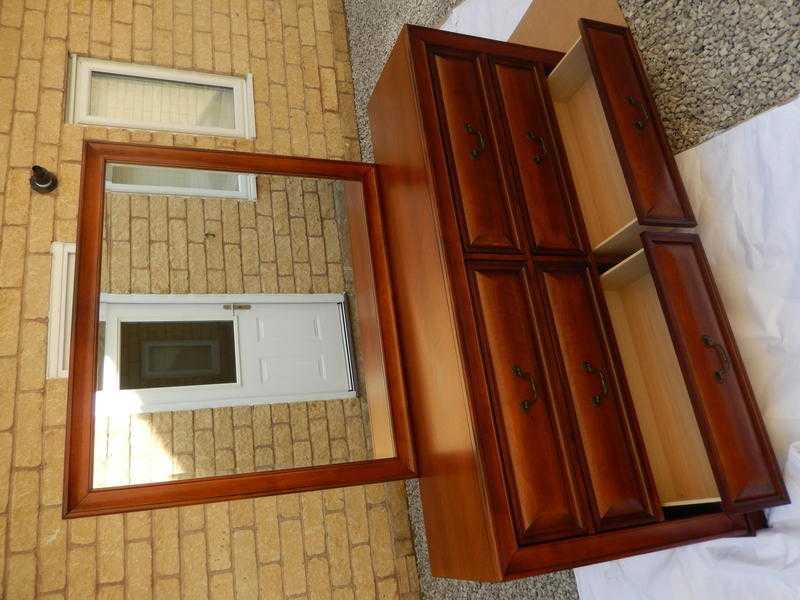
104, 164, 255, 200
108, 165, 240, 192
89, 72, 236, 130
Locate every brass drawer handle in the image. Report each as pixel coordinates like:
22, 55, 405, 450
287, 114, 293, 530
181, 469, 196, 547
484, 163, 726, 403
582, 360, 608, 406
526, 131, 548, 164
702, 334, 729, 383
465, 122, 486, 159
626, 95, 650, 131
512, 364, 538, 412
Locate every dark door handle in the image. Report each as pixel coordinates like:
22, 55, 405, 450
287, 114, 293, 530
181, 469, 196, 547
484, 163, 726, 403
582, 360, 608, 406
702, 334, 730, 383
512, 364, 538, 412
464, 122, 486, 159
526, 131, 548, 164
626, 96, 650, 131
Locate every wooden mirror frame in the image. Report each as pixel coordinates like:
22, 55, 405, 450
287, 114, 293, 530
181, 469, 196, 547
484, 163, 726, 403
64, 141, 416, 518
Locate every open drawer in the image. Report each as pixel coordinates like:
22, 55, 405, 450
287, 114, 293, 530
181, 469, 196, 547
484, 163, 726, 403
546, 20, 695, 256
601, 232, 788, 513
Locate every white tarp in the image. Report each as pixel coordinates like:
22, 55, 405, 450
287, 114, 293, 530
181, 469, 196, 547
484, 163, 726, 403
575, 444, 800, 599
440, 0, 532, 40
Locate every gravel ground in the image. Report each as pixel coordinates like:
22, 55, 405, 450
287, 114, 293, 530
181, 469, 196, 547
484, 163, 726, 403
618, 0, 800, 152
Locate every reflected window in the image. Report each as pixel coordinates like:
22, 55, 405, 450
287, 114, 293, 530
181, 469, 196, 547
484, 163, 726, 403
105, 164, 257, 201
119, 321, 238, 390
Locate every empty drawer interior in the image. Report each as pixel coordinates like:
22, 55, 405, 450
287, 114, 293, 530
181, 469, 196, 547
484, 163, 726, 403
547, 39, 643, 257
601, 250, 721, 507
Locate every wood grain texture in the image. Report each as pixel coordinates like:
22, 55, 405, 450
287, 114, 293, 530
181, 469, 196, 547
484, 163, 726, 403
602, 250, 719, 504
547, 44, 634, 251
509, 0, 626, 52
579, 19, 695, 227
468, 262, 589, 543
506, 511, 751, 578
427, 46, 522, 253
64, 141, 416, 518
643, 232, 789, 512
367, 22, 777, 581
487, 56, 584, 254
369, 28, 504, 580
536, 259, 660, 530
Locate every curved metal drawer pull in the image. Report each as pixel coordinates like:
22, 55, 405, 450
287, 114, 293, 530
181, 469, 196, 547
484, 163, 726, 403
464, 122, 486, 159
702, 334, 730, 383
512, 364, 538, 412
526, 131, 548, 165
626, 95, 650, 131
582, 360, 608, 406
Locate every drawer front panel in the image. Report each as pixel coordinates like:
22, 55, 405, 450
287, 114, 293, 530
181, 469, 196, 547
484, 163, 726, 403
539, 261, 659, 530
489, 58, 582, 254
580, 19, 695, 227
643, 233, 789, 512
469, 263, 589, 543
428, 48, 521, 253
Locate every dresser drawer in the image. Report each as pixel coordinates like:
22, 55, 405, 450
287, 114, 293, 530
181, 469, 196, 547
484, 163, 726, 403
639, 233, 788, 512
598, 233, 788, 514
427, 46, 522, 253
545, 20, 695, 256
537, 260, 660, 531
468, 262, 589, 543
486, 56, 583, 254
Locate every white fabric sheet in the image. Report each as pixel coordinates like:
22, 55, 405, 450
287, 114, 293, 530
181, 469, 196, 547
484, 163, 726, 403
440, 0, 532, 40
575, 443, 800, 599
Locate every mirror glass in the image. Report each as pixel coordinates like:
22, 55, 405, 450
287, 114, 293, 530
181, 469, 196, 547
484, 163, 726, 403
93, 164, 393, 488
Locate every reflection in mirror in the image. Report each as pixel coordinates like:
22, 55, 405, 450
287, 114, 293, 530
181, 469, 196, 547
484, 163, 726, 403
93, 164, 390, 488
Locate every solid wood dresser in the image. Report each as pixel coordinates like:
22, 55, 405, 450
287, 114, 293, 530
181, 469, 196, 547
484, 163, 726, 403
368, 20, 788, 581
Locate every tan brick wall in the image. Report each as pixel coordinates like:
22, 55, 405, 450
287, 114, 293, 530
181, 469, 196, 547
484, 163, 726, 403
0, 0, 418, 597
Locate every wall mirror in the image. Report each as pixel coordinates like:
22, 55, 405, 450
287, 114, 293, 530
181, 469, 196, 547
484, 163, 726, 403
64, 142, 415, 517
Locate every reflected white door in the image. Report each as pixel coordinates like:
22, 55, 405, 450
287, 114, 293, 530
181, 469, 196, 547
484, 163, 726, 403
237, 301, 354, 399
96, 293, 357, 415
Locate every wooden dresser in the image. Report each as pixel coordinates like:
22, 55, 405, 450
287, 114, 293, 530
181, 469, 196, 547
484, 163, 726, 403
368, 20, 788, 580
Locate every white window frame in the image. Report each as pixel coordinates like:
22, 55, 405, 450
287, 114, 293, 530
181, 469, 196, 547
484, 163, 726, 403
66, 55, 256, 138
47, 242, 77, 379
104, 164, 258, 201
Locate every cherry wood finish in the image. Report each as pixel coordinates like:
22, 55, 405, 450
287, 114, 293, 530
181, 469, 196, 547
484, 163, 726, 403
487, 56, 583, 254
506, 511, 751, 577
369, 29, 505, 580
467, 262, 589, 543
368, 23, 780, 581
427, 47, 522, 253
537, 260, 660, 530
579, 19, 695, 227
642, 232, 789, 512
64, 141, 416, 518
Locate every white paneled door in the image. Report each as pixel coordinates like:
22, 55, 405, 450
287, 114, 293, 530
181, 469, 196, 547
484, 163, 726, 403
239, 298, 355, 400
95, 293, 357, 415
